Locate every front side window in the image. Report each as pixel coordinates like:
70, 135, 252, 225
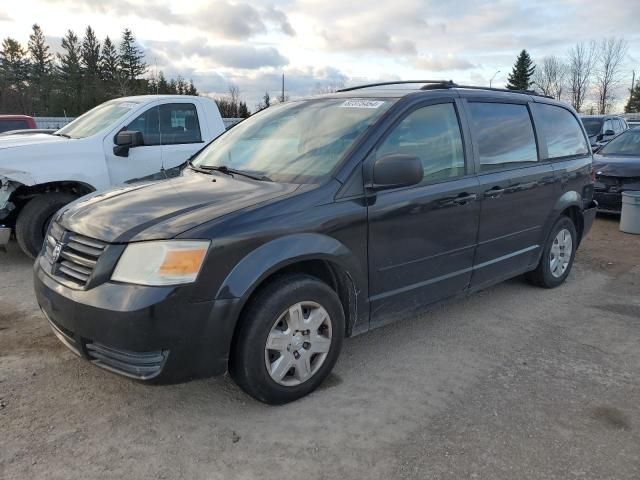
532, 103, 589, 159
57, 100, 141, 139
468, 102, 538, 171
376, 103, 465, 183
126, 103, 202, 146
600, 129, 640, 156
581, 118, 603, 136
194, 98, 394, 184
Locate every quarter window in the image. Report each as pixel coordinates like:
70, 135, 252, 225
126, 103, 202, 146
376, 103, 465, 183
531, 103, 589, 159
468, 102, 538, 171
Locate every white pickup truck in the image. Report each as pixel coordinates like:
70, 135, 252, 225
0, 95, 225, 257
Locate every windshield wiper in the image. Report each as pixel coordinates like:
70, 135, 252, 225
52, 132, 72, 138
195, 164, 272, 182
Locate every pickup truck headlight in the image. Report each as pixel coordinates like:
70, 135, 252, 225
112, 240, 210, 286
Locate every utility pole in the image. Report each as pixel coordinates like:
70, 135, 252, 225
281, 73, 285, 102
632, 70, 636, 93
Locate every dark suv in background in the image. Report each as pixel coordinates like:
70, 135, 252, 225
580, 114, 629, 150
35, 81, 597, 404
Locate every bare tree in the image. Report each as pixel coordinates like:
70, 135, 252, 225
594, 37, 628, 114
567, 41, 596, 113
533, 55, 567, 100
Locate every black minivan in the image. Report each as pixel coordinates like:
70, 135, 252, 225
35, 81, 597, 404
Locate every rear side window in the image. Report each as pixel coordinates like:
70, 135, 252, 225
376, 103, 465, 183
468, 102, 538, 171
531, 103, 589, 159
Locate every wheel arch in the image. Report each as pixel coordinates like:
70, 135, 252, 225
217, 233, 366, 348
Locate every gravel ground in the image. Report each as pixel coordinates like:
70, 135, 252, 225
1, 216, 639, 480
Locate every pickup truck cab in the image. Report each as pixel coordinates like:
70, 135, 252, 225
0, 95, 225, 257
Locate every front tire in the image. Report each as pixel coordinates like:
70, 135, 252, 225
15, 192, 76, 258
230, 274, 345, 404
526, 216, 577, 288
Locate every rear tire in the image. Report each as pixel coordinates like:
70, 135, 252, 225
526, 216, 577, 288
15, 192, 76, 258
230, 274, 345, 404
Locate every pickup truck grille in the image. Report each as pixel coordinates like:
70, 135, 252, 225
44, 222, 107, 288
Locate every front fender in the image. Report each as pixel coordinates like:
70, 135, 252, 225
215, 232, 366, 302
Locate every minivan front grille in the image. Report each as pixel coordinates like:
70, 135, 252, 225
44, 223, 107, 288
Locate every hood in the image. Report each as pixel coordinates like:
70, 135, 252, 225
593, 154, 640, 178
56, 170, 300, 242
0, 132, 69, 150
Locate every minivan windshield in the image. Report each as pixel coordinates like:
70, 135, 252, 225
56, 100, 141, 139
193, 98, 394, 183
581, 118, 603, 136
599, 129, 640, 156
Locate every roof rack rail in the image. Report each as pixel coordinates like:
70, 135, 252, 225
455, 85, 553, 99
336, 80, 457, 92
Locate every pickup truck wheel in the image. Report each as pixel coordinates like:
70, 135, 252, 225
15, 192, 77, 258
230, 274, 345, 404
526, 216, 577, 289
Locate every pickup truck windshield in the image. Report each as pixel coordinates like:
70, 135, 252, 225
193, 98, 394, 184
56, 100, 141, 139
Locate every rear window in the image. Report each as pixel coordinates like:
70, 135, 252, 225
581, 118, 603, 136
532, 104, 589, 159
468, 102, 538, 171
0, 120, 29, 133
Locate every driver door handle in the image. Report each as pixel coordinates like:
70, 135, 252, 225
484, 187, 505, 198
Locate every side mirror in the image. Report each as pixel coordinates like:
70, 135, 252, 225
113, 130, 143, 157
604, 129, 615, 136
369, 153, 423, 190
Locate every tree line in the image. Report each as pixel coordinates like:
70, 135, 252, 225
0, 24, 198, 117
504, 37, 638, 113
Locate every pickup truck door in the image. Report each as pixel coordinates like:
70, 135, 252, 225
103, 101, 206, 185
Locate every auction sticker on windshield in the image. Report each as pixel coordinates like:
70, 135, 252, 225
340, 99, 385, 109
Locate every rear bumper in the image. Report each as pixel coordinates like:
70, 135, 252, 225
34, 259, 241, 382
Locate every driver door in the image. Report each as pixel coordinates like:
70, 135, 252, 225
104, 101, 165, 185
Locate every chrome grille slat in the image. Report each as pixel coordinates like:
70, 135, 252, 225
44, 223, 108, 288
60, 250, 98, 268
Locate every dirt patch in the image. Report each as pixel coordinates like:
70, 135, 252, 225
577, 214, 640, 275
591, 406, 632, 431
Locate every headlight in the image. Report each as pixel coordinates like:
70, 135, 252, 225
111, 240, 210, 286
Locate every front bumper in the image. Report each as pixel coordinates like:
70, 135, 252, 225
594, 191, 622, 213
34, 259, 240, 382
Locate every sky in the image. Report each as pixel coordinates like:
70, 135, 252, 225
1, 0, 640, 111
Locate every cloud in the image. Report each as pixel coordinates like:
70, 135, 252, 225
46, 0, 295, 39
414, 55, 476, 71
0, 8, 10, 21
145, 39, 289, 69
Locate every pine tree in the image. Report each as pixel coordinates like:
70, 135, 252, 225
238, 101, 250, 118
624, 81, 640, 113
99, 36, 120, 97
1, 37, 30, 113
186, 79, 198, 96
81, 26, 101, 109
57, 30, 83, 114
118, 28, 146, 94
263, 91, 270, 108
28, 24, 53, 114
506, 50, 535, 91
157, 71, 169, 93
